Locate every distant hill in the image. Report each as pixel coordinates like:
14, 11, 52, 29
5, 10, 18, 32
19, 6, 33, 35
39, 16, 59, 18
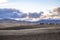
0, 18, 37, 24
36, 19, 60, 24
0, 18, 60, 25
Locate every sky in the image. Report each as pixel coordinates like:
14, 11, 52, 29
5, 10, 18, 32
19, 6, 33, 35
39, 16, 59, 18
0, 0, 60, 13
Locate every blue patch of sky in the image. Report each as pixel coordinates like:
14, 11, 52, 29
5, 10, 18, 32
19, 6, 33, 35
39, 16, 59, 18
7, 0, 60, 13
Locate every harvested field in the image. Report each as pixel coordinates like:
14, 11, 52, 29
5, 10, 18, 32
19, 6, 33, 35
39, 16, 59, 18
0, 23, 60, 30
0, 32, 60, 40
0, 27, 60, 40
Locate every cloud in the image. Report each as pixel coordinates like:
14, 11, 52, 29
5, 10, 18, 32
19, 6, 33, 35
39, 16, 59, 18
0, 0, 7, 3
0, 0, 8, 7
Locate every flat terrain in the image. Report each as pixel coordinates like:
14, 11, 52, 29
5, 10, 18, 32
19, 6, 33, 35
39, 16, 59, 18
0, 27, 60, 40
0, 23, 60, 40
0, 23, 60, 30
1, 32, 60, 40
0, 27, 60, 35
